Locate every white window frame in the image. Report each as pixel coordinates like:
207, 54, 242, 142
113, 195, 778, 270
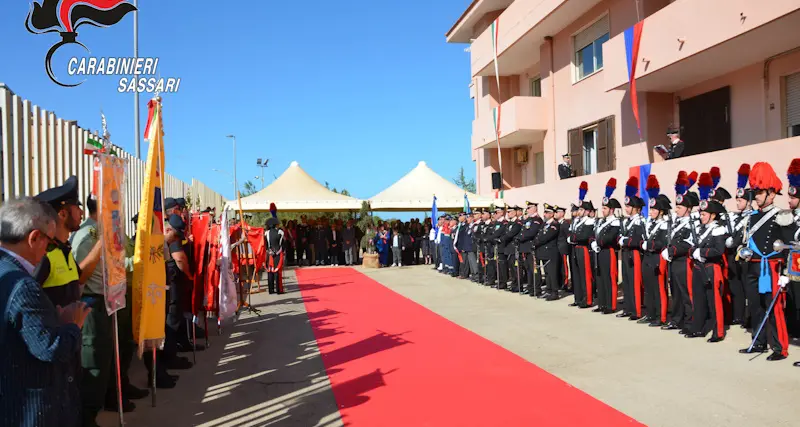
582, 126, 599, 176
572, 13, 610, 83
529, 76, 542, 97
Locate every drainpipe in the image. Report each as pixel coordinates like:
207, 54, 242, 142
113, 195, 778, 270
763, 46, 800, 141
545, 36, 556, 182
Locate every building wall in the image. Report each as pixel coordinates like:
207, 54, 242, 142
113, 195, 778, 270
467, 0, 800, 199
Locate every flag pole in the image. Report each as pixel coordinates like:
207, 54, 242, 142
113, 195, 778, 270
133, 0, 140, 159
112, 311, 124, 426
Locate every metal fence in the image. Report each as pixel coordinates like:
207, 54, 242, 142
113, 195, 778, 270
0, 83, 225, 236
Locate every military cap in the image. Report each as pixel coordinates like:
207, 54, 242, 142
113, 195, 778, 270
624, 195, 644, 208
266, 217, 280, 228
165, 197, 178, 210
176, 197, 187, 208
459, 211, 467, 217
603, 198, 621, 209
35, 176, 82, 209
494, 206, 505, 212
735, 188, 753, 200
562, 153, 570, 158
649, 196, 671, 212
167, 214, 186, 232
570, 203, 580, 212
512, 205, 522, 211
543, 203, 555, 213
526, 201, 538, 208
675, 191, 699, 208
555, 205, 566, 212
709, 187, 732, 202
666, 124, 681, 135
581, 200, 596, 211
699, 199, 726, 214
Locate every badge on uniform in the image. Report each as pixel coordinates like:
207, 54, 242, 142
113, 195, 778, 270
525, 222, 531, 229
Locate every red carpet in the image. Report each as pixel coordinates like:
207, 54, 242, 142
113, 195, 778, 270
297, 268, 643, 427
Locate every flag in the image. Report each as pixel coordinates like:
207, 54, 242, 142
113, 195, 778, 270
432, 196, 438, 233
218, 209, 238, 323
84, 136, 103, 154
97, 154, 127, 315
624, 21, 644, 139
491, 18, 504, 199
463, 193, 471, 214
132, 97, 167, 350
629, 163, 652, 216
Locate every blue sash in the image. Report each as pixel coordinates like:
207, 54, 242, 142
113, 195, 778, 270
749, 238, 778, 294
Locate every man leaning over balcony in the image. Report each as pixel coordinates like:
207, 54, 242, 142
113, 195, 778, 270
558, 154, 575, 179
659, 125, 685, 160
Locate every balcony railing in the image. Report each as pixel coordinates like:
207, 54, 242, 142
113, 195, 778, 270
472, 96, 549, 150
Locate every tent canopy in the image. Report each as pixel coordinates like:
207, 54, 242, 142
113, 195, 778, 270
229, 161, 363, 212
369, 161, 498, 211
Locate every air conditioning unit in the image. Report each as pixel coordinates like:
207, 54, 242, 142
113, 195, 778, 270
514, 148, 529, 165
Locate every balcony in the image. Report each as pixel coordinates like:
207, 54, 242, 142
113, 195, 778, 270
469, 0, 604, 77
472, 96, 549, 151
603, 0, 800, 93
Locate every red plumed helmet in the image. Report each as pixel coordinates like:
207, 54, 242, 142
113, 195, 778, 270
789, 159, 800, 175
626, 176, 638, 188
606, 177, 617, 188
579, 181, 588, 190
646, 175, 659, 189
698, 172, 713, 188
737, 163, 751, 176
676, 170, 688, 185
749, 162, 783, 192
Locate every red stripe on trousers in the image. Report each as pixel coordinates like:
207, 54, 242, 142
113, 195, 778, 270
712, 265, 725, 338
563, 254, 569, 286
658, 257, 668, 323
610, 248, 618, 311
769, 260, 789, 357
686, 258, 693, 302
633, 251, 643, 317
583, 247, 593, 305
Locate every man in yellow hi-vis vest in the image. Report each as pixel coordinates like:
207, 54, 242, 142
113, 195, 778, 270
33, 176, 102, 308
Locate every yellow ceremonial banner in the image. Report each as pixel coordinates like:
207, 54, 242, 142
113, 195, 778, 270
132, 98, 168, 350
98, 154, 128, 315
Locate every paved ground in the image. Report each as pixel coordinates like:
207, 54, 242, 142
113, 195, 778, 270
99, 265, 800, 426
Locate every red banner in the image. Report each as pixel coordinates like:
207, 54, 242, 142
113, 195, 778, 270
204, 224, 221, 312
190, 213, 211, 315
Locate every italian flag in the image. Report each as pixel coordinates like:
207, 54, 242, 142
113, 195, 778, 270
84, 136, 103, 155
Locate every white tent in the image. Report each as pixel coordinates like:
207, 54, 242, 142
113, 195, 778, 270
229, 161, 363, 212
369, 161, 498, 211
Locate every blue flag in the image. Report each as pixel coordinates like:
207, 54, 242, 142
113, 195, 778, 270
463, 193, 471, 214
432, 196, 438, 233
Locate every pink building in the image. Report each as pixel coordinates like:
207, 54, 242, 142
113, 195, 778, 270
447, 0, 800, 206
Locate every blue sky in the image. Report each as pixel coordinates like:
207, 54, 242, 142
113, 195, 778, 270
0, 0, 475, 212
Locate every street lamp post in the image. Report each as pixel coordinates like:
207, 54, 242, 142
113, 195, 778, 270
256, 158, 269, 189
226, 135, 237, 198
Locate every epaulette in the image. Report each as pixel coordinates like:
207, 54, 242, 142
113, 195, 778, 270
712, 227, 727, 237
776, 210, 794, 226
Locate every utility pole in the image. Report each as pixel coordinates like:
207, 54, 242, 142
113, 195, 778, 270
256, 158, 269, 189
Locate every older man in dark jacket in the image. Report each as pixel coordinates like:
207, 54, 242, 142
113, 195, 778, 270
0, 198, 91, 427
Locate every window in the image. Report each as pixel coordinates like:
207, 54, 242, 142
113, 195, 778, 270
534, 151, 545, 184
582, 127, 598, 175
529, 77, 542, 97
568, 116, 616, 177
574, 15, 610, 81
785, 72, 800, 137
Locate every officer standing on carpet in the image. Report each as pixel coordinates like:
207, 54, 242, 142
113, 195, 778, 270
593, 186, 622, 314
533, 204, 561, 300
488, 206, 506, 288
265, 217, 286, 294
725, 164, 754, 328
502, 206, 523, 291
518, 202, 542, 296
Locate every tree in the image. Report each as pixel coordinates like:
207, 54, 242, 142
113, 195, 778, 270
453, 167, 476, 193
241, 180, 258, 197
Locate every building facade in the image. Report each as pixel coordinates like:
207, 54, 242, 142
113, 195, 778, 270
447, 0, 800, 205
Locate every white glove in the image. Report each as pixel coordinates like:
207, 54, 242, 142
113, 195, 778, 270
591, 241, 599, 253
619, 237, 628, 246
692, 248, 706, 263
779, 275, 790, 289
725, 237, 734, 248
661, 248, 671, 262
683, 238, 694, 246
642, 241, 648, 251
567, 237, 573, 244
